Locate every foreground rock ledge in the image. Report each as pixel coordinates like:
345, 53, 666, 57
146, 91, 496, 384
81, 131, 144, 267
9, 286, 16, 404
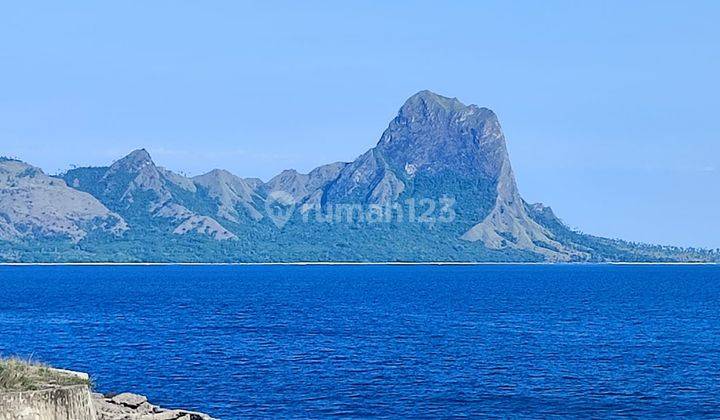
0, 367, 214, 420
93, 391, 214, 420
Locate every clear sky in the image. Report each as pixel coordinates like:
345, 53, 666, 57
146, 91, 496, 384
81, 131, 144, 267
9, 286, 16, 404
1, 1, 718, 248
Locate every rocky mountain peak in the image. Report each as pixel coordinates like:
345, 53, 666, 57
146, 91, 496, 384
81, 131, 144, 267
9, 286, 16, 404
266, 163, 347, 204
202, 169, 235, 181
375, 91, 507, 179
110, 149, 155, 173
193, 168, 263, 222
274, 169, 300, 179
396, 90, 499, 129
101, 148, 166, 203
399, 90, 465, 116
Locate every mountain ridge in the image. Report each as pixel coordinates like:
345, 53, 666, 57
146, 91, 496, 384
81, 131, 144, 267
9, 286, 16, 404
1, 91, 717, 263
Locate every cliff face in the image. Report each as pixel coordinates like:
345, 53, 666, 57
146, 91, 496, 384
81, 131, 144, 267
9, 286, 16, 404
93, 392, 214, 420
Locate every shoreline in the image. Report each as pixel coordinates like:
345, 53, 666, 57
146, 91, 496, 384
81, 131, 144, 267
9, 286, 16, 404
0, 261, 717, 266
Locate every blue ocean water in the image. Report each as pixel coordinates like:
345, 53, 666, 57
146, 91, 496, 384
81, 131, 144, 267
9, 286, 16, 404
1, 264, 719, 418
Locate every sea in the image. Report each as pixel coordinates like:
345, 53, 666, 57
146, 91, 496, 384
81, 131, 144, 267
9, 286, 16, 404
1, 264, 719, 418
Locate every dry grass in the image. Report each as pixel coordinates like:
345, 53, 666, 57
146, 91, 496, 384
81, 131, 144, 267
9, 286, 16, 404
0, 357, 91, 392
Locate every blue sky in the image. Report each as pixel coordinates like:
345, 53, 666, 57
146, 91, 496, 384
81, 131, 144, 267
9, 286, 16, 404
1, 1, 718, 248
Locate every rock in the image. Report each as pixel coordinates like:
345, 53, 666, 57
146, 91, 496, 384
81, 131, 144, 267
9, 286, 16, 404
138, 411, 182, 420
136, 401, 155, 414
47, 367, 90, 381
133, 409, 212, 420
176, 412, 211, 420
111, 392, 148, 408
93, 392, 215, 420
94, 398, 137, 418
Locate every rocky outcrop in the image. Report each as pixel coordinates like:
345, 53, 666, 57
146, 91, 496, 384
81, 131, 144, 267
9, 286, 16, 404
0, 364, 214, 420
0, 388, 214, 420
92, 392, 214, 420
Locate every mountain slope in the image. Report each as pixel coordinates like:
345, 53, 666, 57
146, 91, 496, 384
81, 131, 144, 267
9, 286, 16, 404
192, 169, 264, 222
62, 149, 236, 241
265, 162, 347, 209
0, 158, 127, 242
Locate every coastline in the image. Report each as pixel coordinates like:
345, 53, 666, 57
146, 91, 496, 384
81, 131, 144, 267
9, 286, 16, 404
0, 261, 717, 266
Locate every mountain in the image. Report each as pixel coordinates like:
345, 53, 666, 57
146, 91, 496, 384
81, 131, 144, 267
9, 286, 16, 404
265, 162, 346, 208
1, 91, 717, 263
62, 149, 236, 241
0, 158, 126, 243
320, 90, 579, 260
192, 169, 264, 222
